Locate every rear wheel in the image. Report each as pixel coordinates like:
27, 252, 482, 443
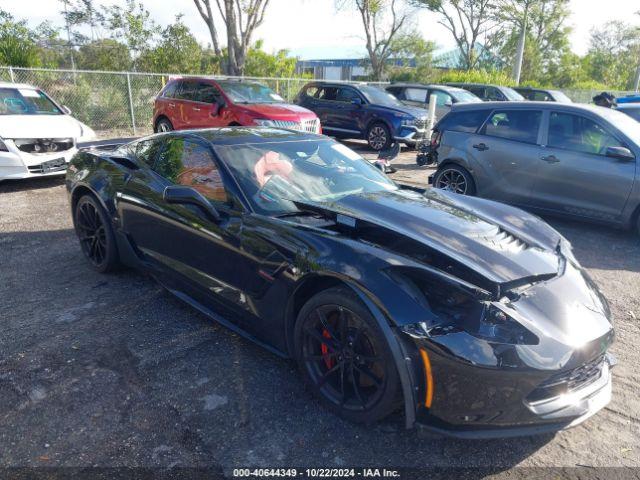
432, 164, 476, 195
74, 195, 120, 273
294, 287, 400, 423
155, 118, 173, 133
367, 123, 391, 151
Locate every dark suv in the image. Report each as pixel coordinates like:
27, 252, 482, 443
427, 102, 640, 233
295, 82, 428, 150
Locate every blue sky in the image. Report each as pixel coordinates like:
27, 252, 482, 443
2, 0, 639, 59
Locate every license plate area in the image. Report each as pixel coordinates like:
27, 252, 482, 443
41, 158, 67, 173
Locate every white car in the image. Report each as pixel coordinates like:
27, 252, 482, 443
0, 82, 96, 181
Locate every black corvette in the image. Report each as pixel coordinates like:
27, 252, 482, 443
66, 127, 615, 438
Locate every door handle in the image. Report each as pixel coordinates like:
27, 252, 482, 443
168, 102, 175, 107
193, 107, 201, 111
472, 143, 488, 151
541, 155, 560, 163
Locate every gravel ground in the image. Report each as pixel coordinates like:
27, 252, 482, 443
1, 144, 639, 474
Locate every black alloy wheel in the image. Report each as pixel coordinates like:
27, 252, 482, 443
74, 195, 120, 272
295, 288, 400, 423
433, 165, 476, 195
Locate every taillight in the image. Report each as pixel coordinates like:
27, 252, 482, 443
430, 129, 442, 149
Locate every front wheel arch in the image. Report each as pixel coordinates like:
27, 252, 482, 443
285, 273, 417, 427
432, 162, 477, 196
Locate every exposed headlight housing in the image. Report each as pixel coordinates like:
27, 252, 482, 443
254, 119, 276, 127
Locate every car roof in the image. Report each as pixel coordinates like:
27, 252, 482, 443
387, 83, 469, 93
304, 81, 374, 90
450, 101, 610, 115
446, 82, 507, 89
0, 81, 38, 90
169, 76, 263, 86
144, 126, 324, 146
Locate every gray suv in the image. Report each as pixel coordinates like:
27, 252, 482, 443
428, 102, 640, 233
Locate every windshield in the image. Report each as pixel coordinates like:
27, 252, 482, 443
215, 139, 397, 215
0, 88, 62, 115
358, 85, 405, 107
503, 87, 525, 101
451, 89, 482, 103
599, 107, 640, 145
218, 81, 284, 104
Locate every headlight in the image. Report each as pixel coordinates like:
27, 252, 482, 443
254, 119, 276, 127
476, 303, 538, 345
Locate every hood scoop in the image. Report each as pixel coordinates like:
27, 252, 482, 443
469, 226, 529, 253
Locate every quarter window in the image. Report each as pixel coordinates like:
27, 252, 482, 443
154, 138, 228, 203
162, 82, 178, 98
405, 88, 427, 102
548, 112, 625, 156
482, 110, 542, 144
438, 109, 491, 133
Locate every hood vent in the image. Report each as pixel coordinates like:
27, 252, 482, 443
470, 227, 529, 253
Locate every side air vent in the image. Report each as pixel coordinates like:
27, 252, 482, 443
471, 227, 529, 253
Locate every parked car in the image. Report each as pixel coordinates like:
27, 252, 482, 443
294, 82, 428, 150
446, 83, 525, 102
67, 126, 614, 437
617, 103, 640, 122
428, 102, 640, 233
153, 77, 320, 134
0, 82, 96, 181
616, 94, 640, 105
385, 83, 482, 120
513, 87, 573, 103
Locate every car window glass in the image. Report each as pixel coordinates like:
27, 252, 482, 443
620, 108, 640, 122
196, 83, 221, 104
317, 87, 338, 101
482, 110, 542, 144
485, 88, 505, 101
405, 88, 427, 102
175, 81, 198, 101
467, 86, 485, 98
439, 109, 491, 133
548, 112, 625, 156
135, 138, 165, 166
336, 88, 361, 103
386, 87, 402, 98
430, 90, 453, 106
532, 91, 551, 101
154, 138, 228, 203
162, 82, 178, 98
304, 86, 319, 98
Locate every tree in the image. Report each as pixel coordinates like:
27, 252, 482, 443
413, 0, 498, 70
101, 0, 159, 70
338, 0, 413, 81
191, 0, 271, 76
387, 31, 436, 81
76, 39, 131, 71
583, 20, 640, 90
138, 16, 203, 74
60, 0, 104, 44
492, 0, 571, 84
243, 40, 297, 77
0, 10, 41, 67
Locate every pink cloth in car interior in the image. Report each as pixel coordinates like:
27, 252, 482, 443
254, 151, 293, 187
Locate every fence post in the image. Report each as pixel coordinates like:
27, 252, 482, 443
8, 67, 14, 83
126, 73, 137, 136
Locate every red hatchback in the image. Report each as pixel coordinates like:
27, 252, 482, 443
153, 77, 321, 134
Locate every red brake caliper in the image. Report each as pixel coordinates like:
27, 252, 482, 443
321, 329, 335, 369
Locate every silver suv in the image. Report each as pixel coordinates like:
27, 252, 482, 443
428, 102, 640, 234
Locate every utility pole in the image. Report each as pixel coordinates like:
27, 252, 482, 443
512, 2, 530, 86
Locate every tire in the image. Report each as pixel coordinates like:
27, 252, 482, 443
367, 122, 391, 151
74, 195, 120, 273
155, 117, 173, 133
432, 164, 476, 196
636, 214, 640, 237
294, 287, 401, 424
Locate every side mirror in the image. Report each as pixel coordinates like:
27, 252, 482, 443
351, 99, 363, 107
444, 99, 453, 107
61, 105, 71, 115
163, 185, 221, 222
606, 146, 635, 161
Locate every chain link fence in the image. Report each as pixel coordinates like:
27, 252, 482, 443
0, 66, 635, 140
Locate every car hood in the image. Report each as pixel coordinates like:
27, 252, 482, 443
0, 114, 88, 139
313, 188, 562, 292
370, 104, 428, 119
238, 103, 317, 121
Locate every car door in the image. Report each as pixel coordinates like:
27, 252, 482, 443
172, 80, 203, 129
530, 111, 636, 221
466, 108, 544, 204
190, 81, 228, 129
333, 86, 368, 134
117, 135, 252, 323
